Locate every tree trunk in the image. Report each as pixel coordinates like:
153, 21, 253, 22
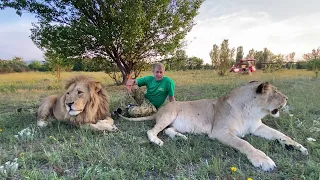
111, 57, 134, 85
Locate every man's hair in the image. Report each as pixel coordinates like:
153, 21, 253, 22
153, 63, 165, 71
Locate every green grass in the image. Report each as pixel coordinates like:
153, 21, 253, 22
0, 70, 319, 179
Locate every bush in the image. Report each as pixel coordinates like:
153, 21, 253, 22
306, 59, 320, 70
28, 61, 43, 71
306, 59, 320, 78
296, 61, 308, 69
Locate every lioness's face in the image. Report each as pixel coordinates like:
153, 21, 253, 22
65, 82, 90, 116
266, 87, 288, 117
256, 82, 288, 117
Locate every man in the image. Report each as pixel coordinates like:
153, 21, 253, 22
119, 63, 176, 117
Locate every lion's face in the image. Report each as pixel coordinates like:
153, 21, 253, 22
256, 82, 288, 117
65, 82, 90, 116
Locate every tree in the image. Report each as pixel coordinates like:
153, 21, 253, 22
188, 56, 203, 70
303, 48, 320, 78
44, 51, 73, 80
285, 52, 295, 62
246, 48, 255, 59
187, 56, 203, 70
210, 44, 220, 68
253, 50, 263, 69
173, 49, 188, 70
236, 46, 244, 62
2, 0, 203, 84
11, 56, 28, 72
210, 39, 235, 76
162, 49, 188, 71
28, 61, 43, 71
264, 53, 284, 73
303, 47, 320, 60
262, 48, 271, 63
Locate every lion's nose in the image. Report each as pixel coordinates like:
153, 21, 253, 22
67, 102, 74, 108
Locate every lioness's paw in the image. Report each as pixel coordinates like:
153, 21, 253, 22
179, 134, 188, 140
298, 145, 308, 155
249, 149, 276, 171
111, 125, 118, 131
147, 130, 163, 146
150, 138, 164, 146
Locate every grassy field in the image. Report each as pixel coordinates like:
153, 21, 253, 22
0, 70, 319, 179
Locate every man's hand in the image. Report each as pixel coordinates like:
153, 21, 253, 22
126, 78, 136, 92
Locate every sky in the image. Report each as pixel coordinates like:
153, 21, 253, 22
0, 0, 319, 63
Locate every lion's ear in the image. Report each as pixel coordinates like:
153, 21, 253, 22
90, 81, 102, 93
95, 82, 102, 93
256, 82, 271, 94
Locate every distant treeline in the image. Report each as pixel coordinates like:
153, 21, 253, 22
0, 56, 318, 74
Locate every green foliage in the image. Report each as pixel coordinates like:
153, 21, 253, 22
302, 48, 320, 78
306, 59, 320, 78
161, 50, 204, 70
209, 39, 235, 76
203, 63, 213, 70
170, 49, 188, 70
0, 57, 29, 73
28, 61, 43, 71
245, 48, 255, 59
2, 0, 203, 84
235, 46, 244, 63
263, 54, 285, 73
73, 57, 116, 72
187, 56, 204, 70
44, 51, 73, 80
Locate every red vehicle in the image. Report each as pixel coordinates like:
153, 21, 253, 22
230, 59, 256, 73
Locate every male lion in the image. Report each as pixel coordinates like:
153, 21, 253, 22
120, 81, 308, 171
37, 75, 117, 132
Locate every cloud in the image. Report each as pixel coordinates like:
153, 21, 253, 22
185, 1, 320, 63
1, 0, 319, 63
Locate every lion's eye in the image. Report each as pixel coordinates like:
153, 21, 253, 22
78, 91, 83, 95
66, 92, 70, 95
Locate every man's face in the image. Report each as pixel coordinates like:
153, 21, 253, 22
153, 67, 165, 81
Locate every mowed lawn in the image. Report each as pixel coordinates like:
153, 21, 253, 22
0, 70, 319, 179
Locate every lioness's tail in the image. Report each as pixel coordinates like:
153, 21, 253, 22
119, 114, 156, 121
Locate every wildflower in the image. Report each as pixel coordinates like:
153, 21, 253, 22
231, 166, 237, 172
14, 127, 35, 140
0, 128, 2, 132
19, 153, 25, 157
307, 137, 316, 142
248, 178, 253, 180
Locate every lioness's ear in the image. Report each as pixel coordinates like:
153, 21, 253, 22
256, 82, 271, 94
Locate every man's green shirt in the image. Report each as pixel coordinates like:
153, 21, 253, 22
137, 76, 175, 109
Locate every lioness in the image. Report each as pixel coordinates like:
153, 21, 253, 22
37, 75, 117, 132
120, 81, 308, 171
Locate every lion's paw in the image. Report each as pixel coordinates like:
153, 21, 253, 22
37, 120, 49, 128
248, 149, 276, 171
